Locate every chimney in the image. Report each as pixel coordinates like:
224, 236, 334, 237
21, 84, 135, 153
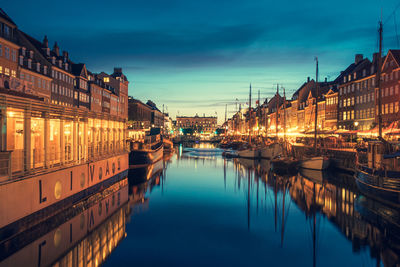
307, 77, 310, 82
114, 67, 122, 74
325, 77, 327, 82
355, 54, 363, 64
53, 42, 60, 57
62, 51, 69, 61
43, 35, 48, 48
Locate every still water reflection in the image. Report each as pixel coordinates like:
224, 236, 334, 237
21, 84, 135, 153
2, 143, 400, 266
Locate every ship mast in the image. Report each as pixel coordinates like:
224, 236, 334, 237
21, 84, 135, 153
258, 89, 260, 136
265, 98, 269, 137
314, 58, 319, 153
249, 83, 252, 145
276, 84, 279, 137
283, 87, 287, 150
377, 21, 383, 139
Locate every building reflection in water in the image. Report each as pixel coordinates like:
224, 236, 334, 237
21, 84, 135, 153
232, 158, 400, 267
0, 155, 170, 267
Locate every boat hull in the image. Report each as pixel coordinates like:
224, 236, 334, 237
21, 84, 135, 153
238, 149, 260, 159
299, 156, 330, 170
129, 145, 164, 168
355, 166, 400, 206
260, 143, 283, 159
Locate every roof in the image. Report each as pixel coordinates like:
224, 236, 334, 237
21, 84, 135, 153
0, 8, 16, 26
71, 63, 87, 78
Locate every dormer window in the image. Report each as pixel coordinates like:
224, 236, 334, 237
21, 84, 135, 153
19, 55, 23, 65
64, 63, 68, 71
103, 77, 109, 83
4, 25, 10, 38
28, 59, 32, 69
21, 47, 26, 57
29, 51, 33, 58
344, 76, 346, 83
36, 62, 40, 72
58, 60, 62, 68
52, 57, 56, 64
44, 66, 47, 75
353, 73, 356, 79
363, 69, 366, 77
348, 74, 351, 81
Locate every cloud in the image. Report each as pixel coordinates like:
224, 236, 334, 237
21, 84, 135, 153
55, 24, 266, 67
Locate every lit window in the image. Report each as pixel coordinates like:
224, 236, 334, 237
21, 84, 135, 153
4, 68, 10, 76
103, 77, 109, 83
11, 70, 16, 78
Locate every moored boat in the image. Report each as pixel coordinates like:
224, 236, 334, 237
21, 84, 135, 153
260, 143, 283, 159
299, 156, 330, 170
355, 141, 400, 206
238, 147, 260, 159
129, 128, 164, 168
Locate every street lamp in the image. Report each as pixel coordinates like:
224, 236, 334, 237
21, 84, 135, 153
353, 121, 359, 144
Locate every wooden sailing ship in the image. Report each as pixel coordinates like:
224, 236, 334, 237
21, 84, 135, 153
355, 21, 400, 207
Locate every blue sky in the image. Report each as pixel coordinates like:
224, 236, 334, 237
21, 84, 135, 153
4, 0, 400, 123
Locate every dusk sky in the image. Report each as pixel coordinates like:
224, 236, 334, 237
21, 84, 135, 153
5, 0, 400, 123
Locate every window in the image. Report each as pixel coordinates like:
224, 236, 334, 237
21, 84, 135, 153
391, 87, 394, 95
397, 86, 399, 95
4, 68, 10, 76
351, 110, 354, 119
11, 50, 16, 62
4, 47, 10, 59
390, 102, 394, 113
11, 70, 16, 78
0, 44, 2, 56
396, 102, 399, 113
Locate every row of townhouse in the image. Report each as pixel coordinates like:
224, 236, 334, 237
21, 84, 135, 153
227, 51, 400, 135
0, 9, 128, 119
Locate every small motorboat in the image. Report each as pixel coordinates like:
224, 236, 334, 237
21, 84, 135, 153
222, 150, 239, 158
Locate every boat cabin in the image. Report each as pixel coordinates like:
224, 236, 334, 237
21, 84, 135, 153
366, 141, 400, 171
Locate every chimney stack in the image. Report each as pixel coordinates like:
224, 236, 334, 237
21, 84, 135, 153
114, 67, 122, 74
53, 42, 60, 57
307, 77, 310, 83
43, 35, 48, 48
355, 54, 363, 64
325, 77, 327, 82
62, 51, 69, 61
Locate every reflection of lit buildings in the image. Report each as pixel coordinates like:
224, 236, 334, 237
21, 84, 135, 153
0, 179, 129, 266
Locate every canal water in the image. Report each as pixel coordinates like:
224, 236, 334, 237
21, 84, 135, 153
1, 144, 399, 266
104, 144, 396, 267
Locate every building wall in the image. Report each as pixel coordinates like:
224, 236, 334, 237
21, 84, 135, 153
380, 52, 400, 126
176, 116, 217, 133
51, 66, 74, 107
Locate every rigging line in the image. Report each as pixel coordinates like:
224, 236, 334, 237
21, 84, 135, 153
395, 11, 400, 48
384, 1, 400, 25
